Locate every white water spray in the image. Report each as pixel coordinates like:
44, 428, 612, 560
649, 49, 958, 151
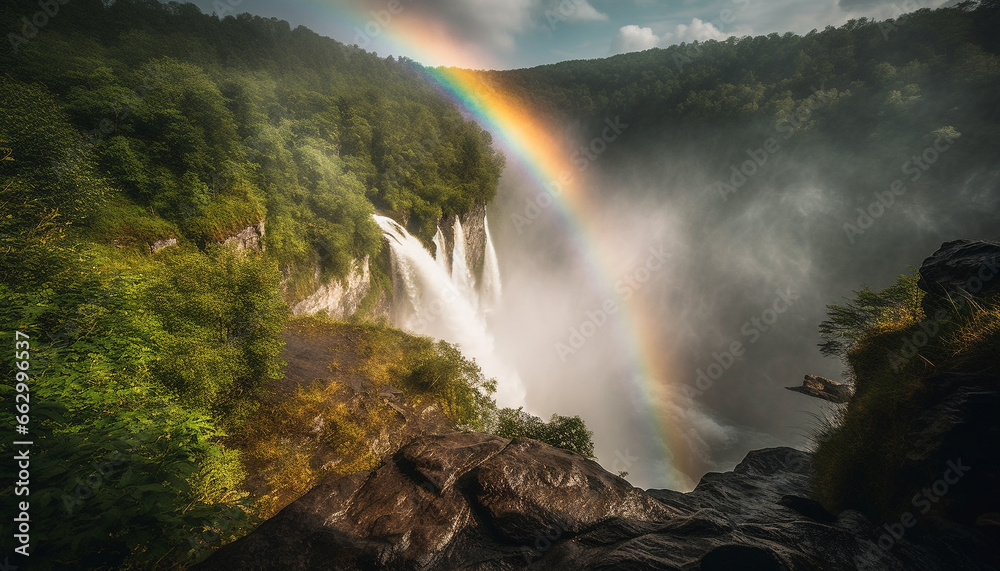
374, 214, 525, 407
480, 215, 502, 314
432, 225, 448, 271
451, 217, 477, 307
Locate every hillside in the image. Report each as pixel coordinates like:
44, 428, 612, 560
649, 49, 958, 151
0, 0, 508, 567
493, 1, 999, 215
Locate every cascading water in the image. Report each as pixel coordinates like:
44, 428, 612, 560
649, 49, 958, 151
374, 214, 525, 407
432, 226, 449, 272
451, 218, 478, 308
480, 215, 502, 314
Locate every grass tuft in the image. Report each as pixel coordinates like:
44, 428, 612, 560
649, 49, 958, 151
813, 273, 1000, 520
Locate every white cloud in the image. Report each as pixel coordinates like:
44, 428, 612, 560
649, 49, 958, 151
610, 24, 660, 54
558, 0, 609, 22
662, 17, 728, 44
362, 0, 607, 55
428, 0, 537, 51
610, 18, 729, 55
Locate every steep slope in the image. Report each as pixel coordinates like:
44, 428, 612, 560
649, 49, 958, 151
195, 241, 1000, 570
195, 433, 996, 570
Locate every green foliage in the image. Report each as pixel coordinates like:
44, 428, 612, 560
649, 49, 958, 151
0, 0, 508, 560
346, 321, 498, 430
403, 340, 498, 431
812, 272, 1000, 521
89, 200, 179, 248
0, 250, 269, 568
140, 248, 288, 422
817, 272, 924, 360
491, 407, 596, 458
2, 0, 503, 292
497, 2, 1000, 198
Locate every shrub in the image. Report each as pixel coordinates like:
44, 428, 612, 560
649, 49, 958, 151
491, 407, 595, 458
813, 272, 1000, 519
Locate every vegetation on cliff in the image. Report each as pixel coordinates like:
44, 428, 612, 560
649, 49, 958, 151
234, 316, 595, 521
0, 0, 503, 567
814, 265, 1000, 523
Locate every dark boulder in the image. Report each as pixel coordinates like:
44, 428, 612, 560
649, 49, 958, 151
917, 239, 1000, 314
902, 373, 1000, 527
785, 375, 852, 404
194, 435, 998, 570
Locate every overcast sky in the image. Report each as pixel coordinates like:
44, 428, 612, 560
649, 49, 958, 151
177, 0, 947, 69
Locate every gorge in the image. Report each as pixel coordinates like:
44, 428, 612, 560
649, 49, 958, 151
2, 0, 1000, 569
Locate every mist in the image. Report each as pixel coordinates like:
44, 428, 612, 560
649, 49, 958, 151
485, 125, 1000, 490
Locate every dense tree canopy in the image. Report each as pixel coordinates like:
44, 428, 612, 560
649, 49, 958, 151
0, 0, 503, 567
495, 1, 1000, 201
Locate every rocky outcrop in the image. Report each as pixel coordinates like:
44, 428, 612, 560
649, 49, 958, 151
918, 239, 1000, 313
149, 237, 177, 253
236, 318, 454, 516
902, 372, 1000, 526
222, 220, 265, 252
291, 256, 375, 319
195, 434, 998, 570
441, 203, 488, 275
785, 374, 852, 403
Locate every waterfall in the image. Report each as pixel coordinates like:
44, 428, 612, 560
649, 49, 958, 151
480, 215, 502, 314
432, 225, 448, 271
374, 214, 525, 407
451, 217, 478, 309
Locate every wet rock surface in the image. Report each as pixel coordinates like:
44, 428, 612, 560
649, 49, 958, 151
194, 434, 998, 570
785, 374, 852, 404
917, 239, 1000, 313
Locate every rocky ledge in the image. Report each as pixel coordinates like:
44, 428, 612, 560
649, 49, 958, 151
194, 432, 997, 570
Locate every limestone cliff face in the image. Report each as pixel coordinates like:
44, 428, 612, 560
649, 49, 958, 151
291, 206, 490, 322
290, 256, 377, 319
441, 203, 488, 277
149, 237, 177, 253
222, 220, 266, 252
218, 220, 389, 320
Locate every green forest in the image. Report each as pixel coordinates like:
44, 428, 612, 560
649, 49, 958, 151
496, 1, 999, 204
0, 0, 510, 567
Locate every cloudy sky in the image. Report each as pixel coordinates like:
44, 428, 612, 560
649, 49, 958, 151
180, 0, 945, 69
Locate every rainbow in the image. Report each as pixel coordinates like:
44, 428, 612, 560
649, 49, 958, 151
305, 1, 692, 485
